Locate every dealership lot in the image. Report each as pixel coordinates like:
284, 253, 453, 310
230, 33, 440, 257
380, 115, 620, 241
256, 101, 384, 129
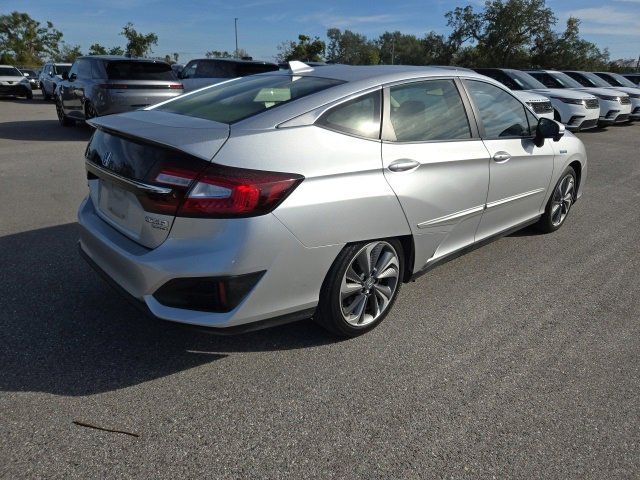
1, 98, 638, 478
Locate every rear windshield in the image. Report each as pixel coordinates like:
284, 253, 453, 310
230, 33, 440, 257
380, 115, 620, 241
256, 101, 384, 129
0, 67, 22, 76
197, 60, 279, 78
54, 65, 71, 75
106, 61, 176, 80
155, 75, 344, 124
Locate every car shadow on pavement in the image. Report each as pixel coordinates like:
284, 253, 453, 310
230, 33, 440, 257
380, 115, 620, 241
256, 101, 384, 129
0, 223, 332, 396
0, 120, 92, 142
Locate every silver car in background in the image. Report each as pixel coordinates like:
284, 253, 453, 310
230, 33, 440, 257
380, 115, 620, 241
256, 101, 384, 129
55, 56, 183, 126
180, 58, 279, 92
78, 65, 587, 337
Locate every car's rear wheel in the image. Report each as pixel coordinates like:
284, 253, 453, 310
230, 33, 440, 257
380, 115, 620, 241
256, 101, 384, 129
42, 85, 51, 100
314, 239, 403, 337
536, 166, 576, 233
56, 97, 74, 127
25, 90, 33, 100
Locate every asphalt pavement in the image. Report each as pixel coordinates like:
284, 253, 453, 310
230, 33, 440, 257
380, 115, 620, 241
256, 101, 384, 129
0, 97, 638, 479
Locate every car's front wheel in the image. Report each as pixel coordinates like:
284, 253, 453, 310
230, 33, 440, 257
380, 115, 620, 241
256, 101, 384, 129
56, 98, 74, 127
315, 239, 403, 337
537, 166, 576, 233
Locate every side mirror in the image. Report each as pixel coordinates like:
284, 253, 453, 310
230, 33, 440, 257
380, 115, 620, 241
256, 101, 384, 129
534, 118, 565, 147
61, 71, 69, 80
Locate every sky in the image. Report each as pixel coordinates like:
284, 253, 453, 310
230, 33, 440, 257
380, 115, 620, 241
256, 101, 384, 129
2, 0, 639, 63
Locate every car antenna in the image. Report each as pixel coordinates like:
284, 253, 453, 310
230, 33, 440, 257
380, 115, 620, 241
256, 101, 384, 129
288, 61, 314, 74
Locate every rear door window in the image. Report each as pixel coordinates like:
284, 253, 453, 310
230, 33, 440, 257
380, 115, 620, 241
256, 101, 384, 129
106, 61, 176, 80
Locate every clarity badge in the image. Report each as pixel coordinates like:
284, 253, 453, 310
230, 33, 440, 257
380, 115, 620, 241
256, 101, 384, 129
144, 215, 169, 230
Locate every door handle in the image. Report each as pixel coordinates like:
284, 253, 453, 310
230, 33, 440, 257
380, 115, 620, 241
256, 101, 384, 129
388, 159, 420, 172
492, 151, 511, 162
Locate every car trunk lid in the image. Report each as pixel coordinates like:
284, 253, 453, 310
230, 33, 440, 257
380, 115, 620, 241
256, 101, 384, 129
85, 111, 229, 248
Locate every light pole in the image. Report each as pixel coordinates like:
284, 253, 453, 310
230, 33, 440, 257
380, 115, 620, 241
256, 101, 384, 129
234, 18, 239, 58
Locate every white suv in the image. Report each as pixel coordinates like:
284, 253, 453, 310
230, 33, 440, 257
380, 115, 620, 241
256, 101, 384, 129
584, 72, 640, 121
527, 70, 631, 126
475, 68, 599, 130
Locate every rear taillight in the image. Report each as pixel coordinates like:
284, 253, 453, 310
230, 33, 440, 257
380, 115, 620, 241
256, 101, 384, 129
169, 84, 183, 89
181, 164, 303, 218
150, 163, 303, 218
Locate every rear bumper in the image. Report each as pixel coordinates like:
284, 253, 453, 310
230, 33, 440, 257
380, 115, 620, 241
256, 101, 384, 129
77, 196, 339, 329
79, 244, 314, 334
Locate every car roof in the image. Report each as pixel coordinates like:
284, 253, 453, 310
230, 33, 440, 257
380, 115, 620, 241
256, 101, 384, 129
189, 58, 278, 66
0, 64, 20, 68
271, 64, 489, 84
77, 55, 169, 63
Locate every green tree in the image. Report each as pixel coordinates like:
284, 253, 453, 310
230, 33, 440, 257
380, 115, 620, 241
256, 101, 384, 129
376, 31, 452, 65
52, 42, 82, 62
88, 43, 107, 55
326, 29, 378, 65
446, 0, 556, 67
120, 22, 158, 57
0, 11, 62, 64
277, 34, 325, 62
530, 17, 609, 69
89, 43, 125, 56
205, 50, 234, 58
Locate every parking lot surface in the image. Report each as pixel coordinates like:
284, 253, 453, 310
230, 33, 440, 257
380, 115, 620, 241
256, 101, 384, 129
1, 98, 638, 479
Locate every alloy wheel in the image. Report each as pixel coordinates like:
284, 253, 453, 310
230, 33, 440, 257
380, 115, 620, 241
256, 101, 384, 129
551, 174, 575, 227
339, 241, 400, 327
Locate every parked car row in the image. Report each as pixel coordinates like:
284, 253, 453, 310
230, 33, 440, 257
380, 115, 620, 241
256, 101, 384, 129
50, 59, 640, 131
3, 56, 639, 135
475, 68, 639, 129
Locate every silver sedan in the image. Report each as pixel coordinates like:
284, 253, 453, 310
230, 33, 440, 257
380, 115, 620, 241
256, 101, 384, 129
78, 64, 587, 337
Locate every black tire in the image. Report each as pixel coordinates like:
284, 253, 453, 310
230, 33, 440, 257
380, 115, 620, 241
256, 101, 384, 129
84, 102, 97, 123
314, 239, 404, 338
42, 84, 51, 100
553, 109, 561, 122
25, 90, 33, 100
55, 97, 74, 127
536, 166, 576, 233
